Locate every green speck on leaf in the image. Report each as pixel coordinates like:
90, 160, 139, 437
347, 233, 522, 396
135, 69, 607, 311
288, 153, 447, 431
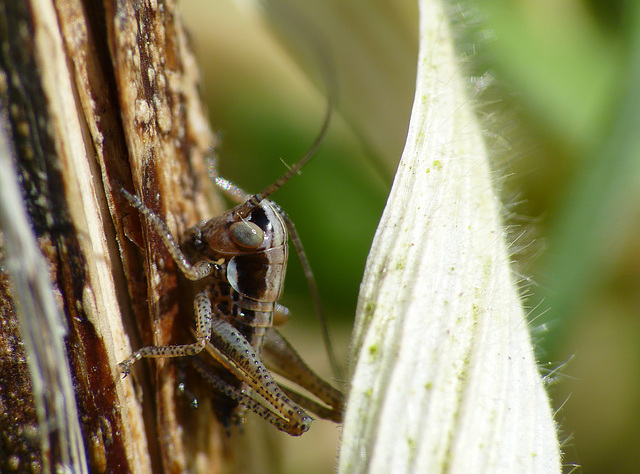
407, 437, 416, 452
368, 344, 379, 360
364, 302, 376, 318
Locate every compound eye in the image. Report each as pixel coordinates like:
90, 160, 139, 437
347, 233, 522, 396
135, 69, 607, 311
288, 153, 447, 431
230, 221, 264, 248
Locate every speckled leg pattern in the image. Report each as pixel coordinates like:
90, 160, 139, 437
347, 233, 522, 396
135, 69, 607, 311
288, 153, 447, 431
119, 292, 213, 376
193, 318, 314, 436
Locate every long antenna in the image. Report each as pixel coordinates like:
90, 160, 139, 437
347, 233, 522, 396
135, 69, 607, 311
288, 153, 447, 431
235, 92, 333, 218
237, 0, 337, 216
234, 94, 342, 380
232, 45, 342, 380
231, 3, 343, 379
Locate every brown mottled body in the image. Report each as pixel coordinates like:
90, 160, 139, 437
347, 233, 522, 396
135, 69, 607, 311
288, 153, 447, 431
118, 68, 343, 434
119, 186, 343, 435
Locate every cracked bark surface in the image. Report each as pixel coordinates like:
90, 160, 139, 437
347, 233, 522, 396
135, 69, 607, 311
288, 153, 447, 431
0, 0, 229, 471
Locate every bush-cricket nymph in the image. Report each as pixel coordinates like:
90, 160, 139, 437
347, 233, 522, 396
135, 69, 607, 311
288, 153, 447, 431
119, 98, 344, 436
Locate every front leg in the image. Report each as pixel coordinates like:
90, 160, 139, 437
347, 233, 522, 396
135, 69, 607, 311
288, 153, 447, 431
119, 291, 213, 376
121, 188, 215, 281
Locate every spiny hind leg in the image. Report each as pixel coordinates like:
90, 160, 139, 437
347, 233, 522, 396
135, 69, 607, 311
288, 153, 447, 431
262, 328, 344, 422
200, 318, 313, 435
119, 291, 213, 377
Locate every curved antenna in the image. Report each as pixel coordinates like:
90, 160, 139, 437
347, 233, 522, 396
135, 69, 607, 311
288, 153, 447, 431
236, 0, 338, 216
235, 95, 343, 380
232, 10, 343, 380
233, 91, 342, 380
235, 95, 333, 218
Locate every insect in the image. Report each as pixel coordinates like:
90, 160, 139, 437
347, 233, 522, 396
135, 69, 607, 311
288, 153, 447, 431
119, 98, 344, 436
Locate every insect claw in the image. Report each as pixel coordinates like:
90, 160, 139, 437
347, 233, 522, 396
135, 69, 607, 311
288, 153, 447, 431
118, 362, 131, 378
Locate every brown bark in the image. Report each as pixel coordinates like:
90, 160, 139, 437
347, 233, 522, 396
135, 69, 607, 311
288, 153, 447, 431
0, 0, 227, 471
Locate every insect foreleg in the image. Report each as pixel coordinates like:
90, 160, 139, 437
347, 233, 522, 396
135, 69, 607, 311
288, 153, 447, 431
119, 291, 213, 377
121, 188, 216, 281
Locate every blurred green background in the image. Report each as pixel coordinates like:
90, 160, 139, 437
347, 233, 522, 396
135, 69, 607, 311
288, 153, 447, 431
182, 0, 640, 472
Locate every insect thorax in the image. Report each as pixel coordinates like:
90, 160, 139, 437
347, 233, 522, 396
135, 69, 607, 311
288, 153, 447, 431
182, 199, 289, 342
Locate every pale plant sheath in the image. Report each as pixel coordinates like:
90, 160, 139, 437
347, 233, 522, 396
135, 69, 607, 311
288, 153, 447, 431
338, 0, 562, 472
